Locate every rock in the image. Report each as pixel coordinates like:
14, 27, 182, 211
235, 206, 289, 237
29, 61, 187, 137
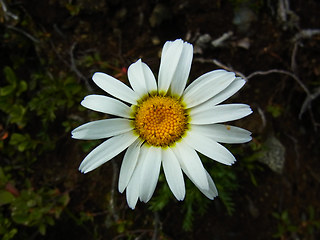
258, 135, 286, 174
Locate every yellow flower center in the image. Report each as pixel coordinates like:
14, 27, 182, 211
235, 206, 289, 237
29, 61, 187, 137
133, 95, 188, 147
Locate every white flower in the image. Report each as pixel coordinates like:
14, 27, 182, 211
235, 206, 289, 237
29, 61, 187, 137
72, 39, 252, 209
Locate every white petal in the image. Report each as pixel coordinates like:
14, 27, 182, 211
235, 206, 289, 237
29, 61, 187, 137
158, 39, 184, 94
210, 77, 246, 105
190, 124, 252, 144
184, 130, 236, 165
190, 104, 252, 125
78, 131, 138, 173
173, 150, 217, 199
162, 147, 185, 200
190, 77, 246, 115
127, 59, 157, 97
126, 144, 149, 209
81, 95, 132, 118
182, 70, 235, 108
127, 60, 148, 96
172, 141, 209, 191
200, 170, 218, 199
142, 61, 158, 93
139, 146, 162, 202
183, 165, 218, 200
72, 118, 133, 140
169, 42, 193, 97
126, 159, 142, 209
118, 139, 143, 193
92, 72, 139, 104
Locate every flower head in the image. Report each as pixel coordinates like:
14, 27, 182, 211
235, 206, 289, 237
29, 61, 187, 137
72, 39, 252, 209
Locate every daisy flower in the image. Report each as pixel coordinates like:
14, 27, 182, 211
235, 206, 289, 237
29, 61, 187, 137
72, 39, 252, 209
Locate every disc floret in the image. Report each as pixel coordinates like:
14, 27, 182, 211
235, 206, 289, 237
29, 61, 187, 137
133, 95, 188, 147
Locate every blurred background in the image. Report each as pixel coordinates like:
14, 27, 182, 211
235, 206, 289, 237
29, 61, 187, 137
1, 0, 320, 239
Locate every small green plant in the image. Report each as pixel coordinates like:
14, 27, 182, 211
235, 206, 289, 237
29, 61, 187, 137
149, 156, 239, 231
237, 140, 265, 186
10, 186, 70, 235
0, 168, 70, 238
0, 212, 18, 240
0, 65, 85, 168
267, 104, 283, 118
272, 207, 320, 239
0, 66, 28, 128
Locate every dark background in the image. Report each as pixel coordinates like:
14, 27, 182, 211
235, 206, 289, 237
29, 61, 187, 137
1, 0, 320, 239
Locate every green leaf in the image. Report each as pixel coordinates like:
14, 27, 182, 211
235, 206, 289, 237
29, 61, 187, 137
7, 104, 27, 127
0, 190, 15, 205
9, 133, 25, 145
17, 80, 28, 96
11, 211, 29, 225
3, 66, 17, 85
38, 224, 46, 235
266, 104, 283, 118
9, 133, 37, 152
0, 85, 15, 96
0, 167, 9, 183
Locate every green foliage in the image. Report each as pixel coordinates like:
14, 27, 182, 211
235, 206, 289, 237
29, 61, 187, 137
0, 64, 83, 129
0, 168, 70, 238
0, 66, 27, 97
212, 165, 238, 216
181, 180, 210, 231
0, 65, 84, 167
9, 133, 37, 152
0, 8, 86, 237
10, 187, 69, 235
28, 73, 83, 123
0, 212, 18, 240
152, 143, 265, 232
266, 104, 283, 118
238, 140, 265, 186
149, 173, 209, 231
0, 190, 15, 205
149, 175, 173, 212
0, 66, 28, 127
149, 156, 240, 231
272, 207, 320, 239
272, 210, 298, 238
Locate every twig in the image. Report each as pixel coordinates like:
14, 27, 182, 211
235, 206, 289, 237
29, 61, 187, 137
211, 31, 233, 47
152, 211, 160, 240
195, 54, 318, 122
291, 28, 320, 77
194, 58, 247, 80
110, 160, 119, 222
277, 0, 299, 29
48, 39, 93, 91
0, 0, 18, 21
247, 69, 310, 95
69, 42, 93, 91
290, 28, 320, 121
293, 29, 320, 42
194, 59, 309, 95
299, 87, 320, 125
212, 59, 247, 79
291, 41, 298, 74
6, 25, 39, 43
277, 0, 290, 23
257, 107, 267, 130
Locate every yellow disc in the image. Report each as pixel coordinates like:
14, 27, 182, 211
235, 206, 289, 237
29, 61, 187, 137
133, 96, 188, 147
